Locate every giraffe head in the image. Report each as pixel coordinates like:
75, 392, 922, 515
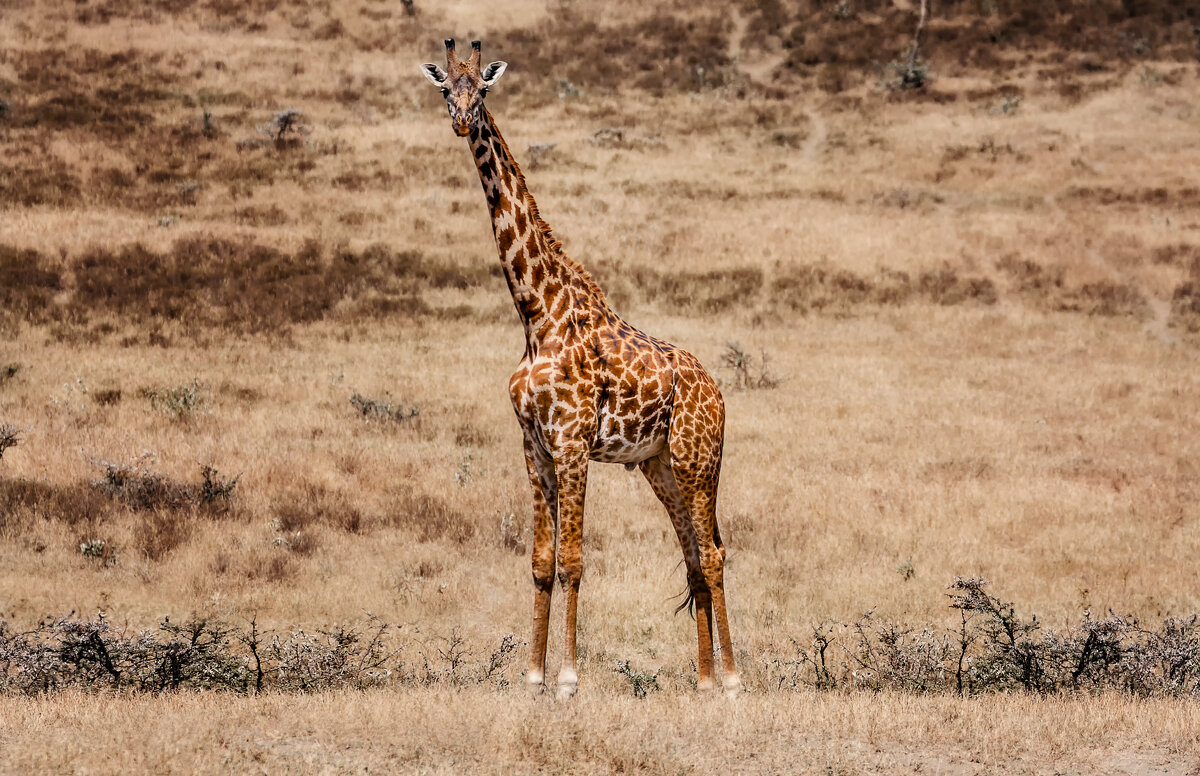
420, 39, 507, 137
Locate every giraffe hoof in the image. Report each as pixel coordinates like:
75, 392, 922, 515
723, 674, 743, 698
555, 668, 578, 700
697, 677, 716, 692
525, 670, 546, 696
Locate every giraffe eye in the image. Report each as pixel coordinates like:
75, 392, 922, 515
441, 88, 449, 97
479, 87, 488, 98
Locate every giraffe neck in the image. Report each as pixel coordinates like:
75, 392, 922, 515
468, 109, 591, 349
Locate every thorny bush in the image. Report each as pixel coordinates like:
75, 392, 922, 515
767, 577, 1200, 696
0, 614, 522, 696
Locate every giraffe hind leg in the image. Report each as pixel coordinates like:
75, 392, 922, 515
638, 454, 715, 691
664, 411, 739, 692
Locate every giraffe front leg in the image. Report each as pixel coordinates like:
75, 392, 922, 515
553, 451, 588, 700
522, 433, 557, 694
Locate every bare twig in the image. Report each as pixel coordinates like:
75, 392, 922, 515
0, 423, 20, 460
902, 0, 930, 89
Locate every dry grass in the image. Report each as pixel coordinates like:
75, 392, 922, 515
2, 0, 1200, 770
3, 689, 1200, 774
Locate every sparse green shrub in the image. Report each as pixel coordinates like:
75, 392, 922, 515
258, 108, 310, 147
991, 95, 1022, 114
142, 379, 204, 420
880, 58, 929, 91
349, 392, 419, 424
198, 465, 239, 505
613, 659, 661, 698
455, 454, 472, 486
79, 539, 107, 559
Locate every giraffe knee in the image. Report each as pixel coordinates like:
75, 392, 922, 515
556, 557, 582, 588
532, 553, 555, 591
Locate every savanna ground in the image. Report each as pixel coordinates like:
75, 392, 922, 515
2, 0, 1200, 772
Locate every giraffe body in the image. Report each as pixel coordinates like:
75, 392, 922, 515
421, 39, 739, 697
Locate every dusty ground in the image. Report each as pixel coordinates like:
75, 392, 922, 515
2, 0, 1199, 772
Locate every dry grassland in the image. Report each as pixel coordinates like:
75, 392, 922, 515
2, 0, 1200, 772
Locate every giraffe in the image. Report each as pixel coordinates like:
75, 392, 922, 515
421, 39, 740, 699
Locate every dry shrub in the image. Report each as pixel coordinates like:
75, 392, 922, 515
0, 479, 114, 529
996, 256, 1148, 319
772, 263, 995, 313
754, 0, 1199, 85
0, 613, 521, 695
1063, 186, 1200, 209
1170, 258, 1200, 335
768, 577, 1200, 697
383, 484, 472, 544
0, 246, 63, 331
0, 156, 83, 209
1060, 281, 1148, 319
0, 238, 491, 336
616, 265, 764, 314
349, 393, 420, 425
495, 8, 733, 98
275, 483, 365, 536
136, 510, 193, 561
93, 458, 239, 517
6, 49, 171, 139
917, 268, 998, 306
453, 423, 493, 449
0, 424, 20, 460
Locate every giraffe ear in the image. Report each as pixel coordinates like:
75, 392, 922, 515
420, 63, 447, 87
481, 61, 507, 87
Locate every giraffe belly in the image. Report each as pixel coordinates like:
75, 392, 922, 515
588, 411, 669, 464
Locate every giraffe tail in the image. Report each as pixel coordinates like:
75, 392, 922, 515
669, 559, 697, 618
673, 586, 697, 619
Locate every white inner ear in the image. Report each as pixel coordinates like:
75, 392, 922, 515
420, 64, 447, 87
482, 61, 508, 87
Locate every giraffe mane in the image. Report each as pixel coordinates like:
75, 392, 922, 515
487, 110, 607, 303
